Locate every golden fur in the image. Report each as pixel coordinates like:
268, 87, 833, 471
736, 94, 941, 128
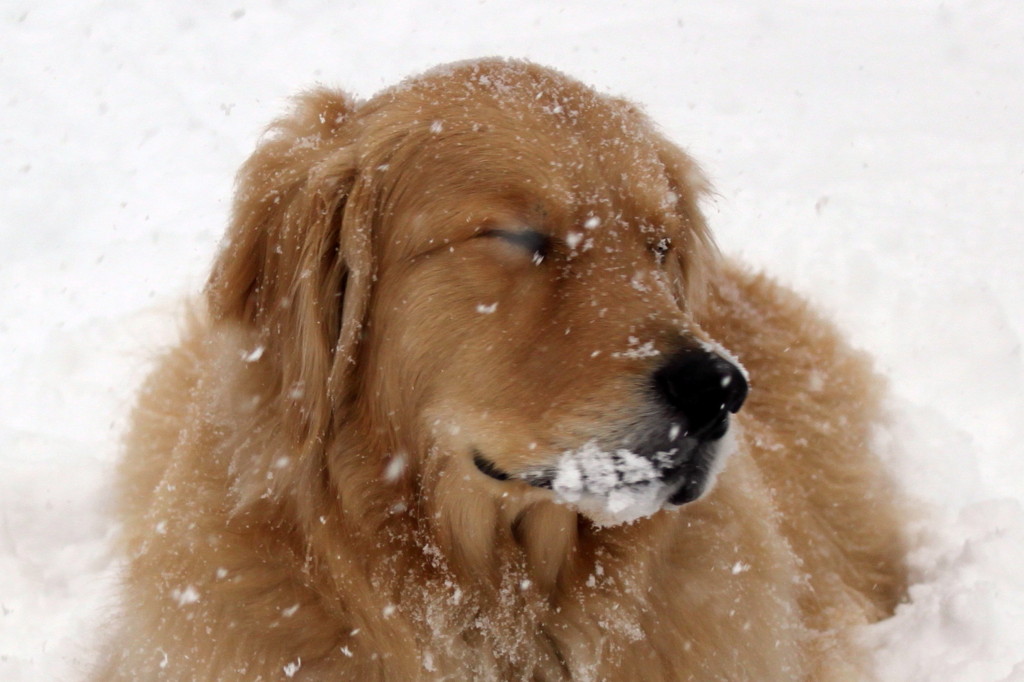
96, 59, 906, 681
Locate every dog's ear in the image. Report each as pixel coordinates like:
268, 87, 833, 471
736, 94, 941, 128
206, 89, 372, 441
658, 143, 718, 311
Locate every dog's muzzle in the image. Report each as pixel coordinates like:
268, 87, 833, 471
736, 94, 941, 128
473, 347, 749, 518
649, 346, 749, 504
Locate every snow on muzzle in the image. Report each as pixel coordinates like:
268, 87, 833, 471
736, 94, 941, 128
472, 346, 748, 526
472, 421, 740, 527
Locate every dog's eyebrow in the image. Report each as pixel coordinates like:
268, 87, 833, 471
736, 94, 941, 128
480, 228, 550, 257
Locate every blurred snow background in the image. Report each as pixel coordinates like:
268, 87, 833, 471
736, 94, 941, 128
1, 1, 1022, 679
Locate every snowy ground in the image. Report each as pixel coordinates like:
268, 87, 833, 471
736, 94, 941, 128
2, 1, 1022, 680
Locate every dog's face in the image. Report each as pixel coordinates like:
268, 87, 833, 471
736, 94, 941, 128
353, 62, 747, 526
211, 60, 748, 527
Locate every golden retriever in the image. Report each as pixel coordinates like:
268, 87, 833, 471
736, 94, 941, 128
96, 59, 906, 681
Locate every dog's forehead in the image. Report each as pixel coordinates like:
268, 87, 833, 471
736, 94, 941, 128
395, 60, 655, 159
362, 60, 685, 254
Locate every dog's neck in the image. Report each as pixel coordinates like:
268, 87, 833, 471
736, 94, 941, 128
405, 476, 670, 601
296, 435, 673, 636
277, 440, 677, 677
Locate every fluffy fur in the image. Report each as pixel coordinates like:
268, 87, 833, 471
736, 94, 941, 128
96, 59, 906, 681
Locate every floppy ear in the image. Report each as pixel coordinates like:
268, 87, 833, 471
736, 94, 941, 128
206, 89, 371, 443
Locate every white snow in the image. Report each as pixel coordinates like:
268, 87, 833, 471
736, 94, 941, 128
612, 335, 662, 359
2, 2, 1023, 680
171, 585, 200, 608
475, 302, 499, 314
548, 441, 675, 527
383, 452, 407, 482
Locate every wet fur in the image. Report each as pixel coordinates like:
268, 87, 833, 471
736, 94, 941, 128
96, 59, 906, 681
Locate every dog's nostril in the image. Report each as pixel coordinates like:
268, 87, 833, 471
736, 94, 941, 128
653, 348, 749, 438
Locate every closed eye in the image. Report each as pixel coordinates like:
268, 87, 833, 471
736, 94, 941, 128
480, 228, 551, 264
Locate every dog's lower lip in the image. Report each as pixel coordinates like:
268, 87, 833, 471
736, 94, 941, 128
667, 478, 704, 506
660, 440, 719, 506
704, 414, 729, 441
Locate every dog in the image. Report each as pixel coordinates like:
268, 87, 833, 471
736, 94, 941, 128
96, 59, 906, 681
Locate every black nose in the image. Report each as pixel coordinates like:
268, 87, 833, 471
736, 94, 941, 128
652, 347, 748, 438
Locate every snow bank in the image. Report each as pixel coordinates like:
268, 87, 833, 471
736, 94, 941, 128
2, 2, 1021, 679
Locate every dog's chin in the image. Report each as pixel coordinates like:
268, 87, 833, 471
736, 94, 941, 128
662, 424, 740, 509
474, 426, 739, 528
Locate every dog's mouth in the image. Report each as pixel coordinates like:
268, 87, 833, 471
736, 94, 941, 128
472, 414, 737, 526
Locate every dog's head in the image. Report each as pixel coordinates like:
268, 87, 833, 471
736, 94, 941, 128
207, 59, 747, 527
